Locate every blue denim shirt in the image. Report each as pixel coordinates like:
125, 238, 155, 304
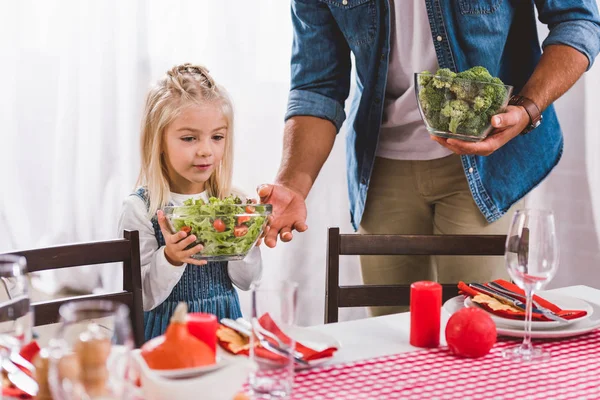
285, 0, 600, 230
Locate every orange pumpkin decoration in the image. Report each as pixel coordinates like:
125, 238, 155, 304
141, 303, 216, 369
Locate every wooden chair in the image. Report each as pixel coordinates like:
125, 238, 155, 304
2, 230, 144, 347
325, 227, 507, 323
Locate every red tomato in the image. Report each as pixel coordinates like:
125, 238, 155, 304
213, 219, 226, 232
180, 226, 192, 234
445, 308, 496, 358
245, 206, 255, 213
233, 225, 249, 237
237, 216, 251, 224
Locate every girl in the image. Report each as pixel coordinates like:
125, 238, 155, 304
118, 63, 262, 340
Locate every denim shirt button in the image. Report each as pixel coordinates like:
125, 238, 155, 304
468, 167, 474, 173
361, 178, 367, 185
342, 0, 348, 4
436, 35, 443, 42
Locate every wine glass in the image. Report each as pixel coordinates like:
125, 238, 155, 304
503, 209, 559, 361
0, 255, 33, 397
47, 300, 135, 399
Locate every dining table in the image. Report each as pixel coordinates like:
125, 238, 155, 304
282, 285, 600, 399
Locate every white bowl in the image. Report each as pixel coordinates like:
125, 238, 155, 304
132, 349, 255, 400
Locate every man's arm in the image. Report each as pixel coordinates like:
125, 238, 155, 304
275, 116, 337, 199
260, 0, 352, 247
435, 0, 600, 155
435, 44, 591, 156
519, 44, 588, 112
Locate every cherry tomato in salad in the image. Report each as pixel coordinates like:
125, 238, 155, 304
213, 219, 226, 232
180, 226, 192, 235
245, 206, 256, 213
233, 225, 249, 237
237, 216, 251, 224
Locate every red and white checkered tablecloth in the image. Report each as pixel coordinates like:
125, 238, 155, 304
282, 330, 600, 399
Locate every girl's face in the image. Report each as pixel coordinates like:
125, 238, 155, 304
163, 103, 227, 194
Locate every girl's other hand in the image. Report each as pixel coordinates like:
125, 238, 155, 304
157, 210, 207, 266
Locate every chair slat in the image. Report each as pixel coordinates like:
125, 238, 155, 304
32, 292, 133, 326
338, 284, 461, 307
9, 240, 131, 272
339, 234, 506, 256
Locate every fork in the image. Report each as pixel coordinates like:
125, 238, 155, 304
486, 281, 569, 323
237, 318, 305, 360
250, 318, 307, 362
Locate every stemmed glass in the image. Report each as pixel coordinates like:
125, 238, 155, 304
48, 300, 135, 399
0, 255, 34, 398
503, 209, 559, 361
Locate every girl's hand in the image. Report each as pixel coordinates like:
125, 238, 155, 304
157, 210, 207, 266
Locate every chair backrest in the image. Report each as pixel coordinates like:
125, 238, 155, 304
325, 227, 507, 323
2, 230, 144, 347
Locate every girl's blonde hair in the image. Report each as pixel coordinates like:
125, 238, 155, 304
136, 63, 234, 216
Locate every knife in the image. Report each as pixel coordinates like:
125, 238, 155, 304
486, 281, 569, 323
469, 283, 529, 310
469, 283, 569, 324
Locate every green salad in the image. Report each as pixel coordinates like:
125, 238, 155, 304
417, 66, 510, 137
167, 196, 270, 259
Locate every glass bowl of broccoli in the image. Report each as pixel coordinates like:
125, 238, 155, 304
415, 67, 513, 142
163, 196, 272, 262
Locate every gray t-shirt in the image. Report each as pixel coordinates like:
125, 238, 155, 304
376, 0, 452, 160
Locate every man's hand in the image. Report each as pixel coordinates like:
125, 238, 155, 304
257, 183, 308, 248
431, 105, 530, 156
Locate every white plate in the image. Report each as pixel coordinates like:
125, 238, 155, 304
444, 295, 600, 339
132, 347, 233, 379
132, 349, 255, 400
463, 293, 593, 330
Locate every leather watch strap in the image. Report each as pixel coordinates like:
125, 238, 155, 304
508, 95, 542, 134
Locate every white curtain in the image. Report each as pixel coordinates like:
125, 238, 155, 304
1, 1, 598, 326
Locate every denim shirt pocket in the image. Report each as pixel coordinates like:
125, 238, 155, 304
458, 0, 502, 15
318, 0, 376, 48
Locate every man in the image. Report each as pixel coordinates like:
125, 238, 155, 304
259, 0, 600, 315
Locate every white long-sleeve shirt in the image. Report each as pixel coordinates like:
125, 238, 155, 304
117, 190, 262, 311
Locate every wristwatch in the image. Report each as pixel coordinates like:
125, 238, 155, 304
508, 95, 542, 135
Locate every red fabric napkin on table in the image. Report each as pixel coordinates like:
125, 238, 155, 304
458, 279, 587, 322
2, 341, 40, 399
218, 313, 337, 363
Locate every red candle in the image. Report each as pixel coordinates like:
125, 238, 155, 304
410, 281, 442, 348
187, 312, 218, 354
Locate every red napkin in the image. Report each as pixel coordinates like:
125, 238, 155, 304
458, 279, 587, 322
2, 341, 40, 399
218, 313, 337, 363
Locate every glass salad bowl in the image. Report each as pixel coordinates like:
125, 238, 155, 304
163, 198, 272, 262
415, 70, 513, 142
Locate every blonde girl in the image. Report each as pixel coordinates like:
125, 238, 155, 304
118, 63, 261, 340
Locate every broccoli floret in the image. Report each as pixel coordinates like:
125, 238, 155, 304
419, 85, 446, 112
469, 66, 493, 82
431, 68, 456, 89
417, 71, 434, 87
473, 92, 493, 112
424, 107, 450, 131
461, 110, 490, 136
441, 99, 470, 133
